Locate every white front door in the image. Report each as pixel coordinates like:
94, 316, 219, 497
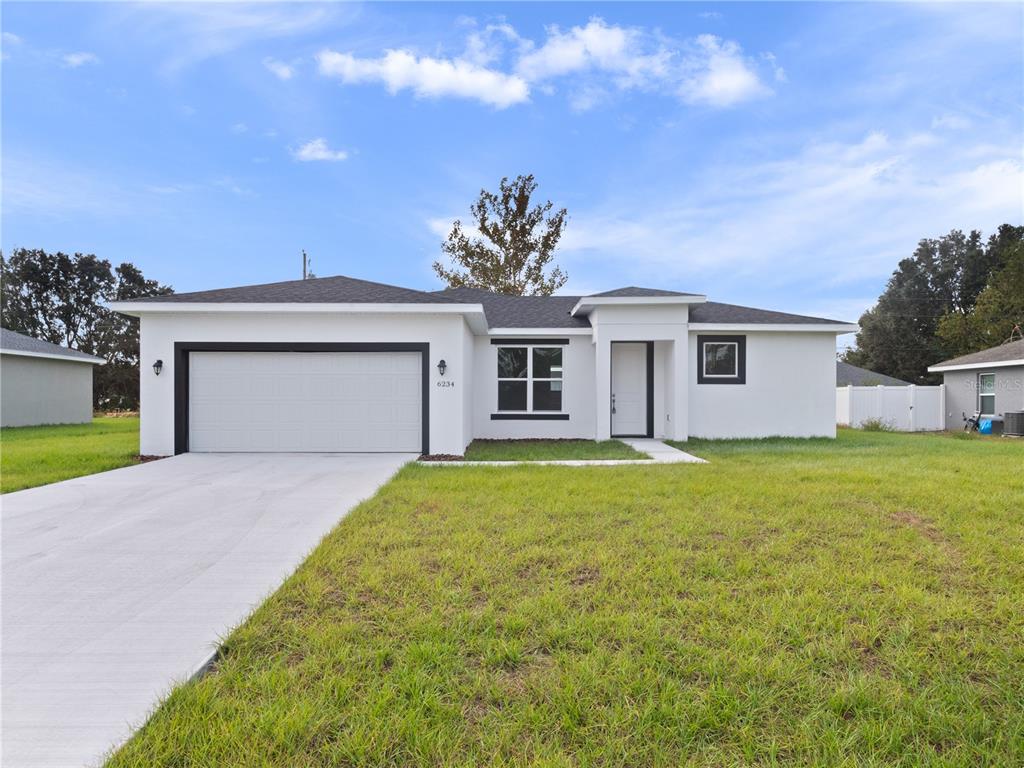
188, 351, 422, 452
611, 343, 648, 436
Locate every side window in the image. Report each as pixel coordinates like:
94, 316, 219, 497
496, 346, 565, 411
979, 373, 996, 415
696, 335, 746, 384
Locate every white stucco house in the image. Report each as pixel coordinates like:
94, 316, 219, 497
111, 275, 857, 456
1, 328, 104, 428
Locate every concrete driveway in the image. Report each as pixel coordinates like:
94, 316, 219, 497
1, 452, 414, 768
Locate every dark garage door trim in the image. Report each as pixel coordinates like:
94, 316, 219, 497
174, 342, 430, 456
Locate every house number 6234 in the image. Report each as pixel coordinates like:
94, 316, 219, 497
436, 380, 455, 388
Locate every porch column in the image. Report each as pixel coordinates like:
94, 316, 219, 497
595, 334, 612, 440
669, 332, 689, 441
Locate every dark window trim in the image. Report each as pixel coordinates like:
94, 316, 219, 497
173, 342, 430, 455
490, 338, 570, 345
696, 334, 746, 385
490, 413, 570, 420
609, 341, 654, 439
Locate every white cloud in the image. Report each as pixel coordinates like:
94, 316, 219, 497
315, 18, 775, 111
230, 122, 248, 134
679, 35, 770, 107
263, 56, 294, 80
317, 49, 530, 109
3, 31, 22, 46
291, 138, 349, 162
62, 52, 99, 68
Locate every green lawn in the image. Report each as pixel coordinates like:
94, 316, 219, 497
462, 438, 647, 461
0, 417, 141, 493
109, 429, 1023, 767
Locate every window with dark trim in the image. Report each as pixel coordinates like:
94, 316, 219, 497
496, 345, 564, 412
696, 335, 746, 384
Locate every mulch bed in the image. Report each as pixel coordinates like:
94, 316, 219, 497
418, 454, 465, 462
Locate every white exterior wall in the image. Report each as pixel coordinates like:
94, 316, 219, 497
590, 305, 689, 441
689, 331, 837, 438
0, 354, 96, 427
138, 312, 472, 456
472, 334, 596, 439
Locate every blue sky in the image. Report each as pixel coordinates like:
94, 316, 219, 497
2, 2, 1021, 331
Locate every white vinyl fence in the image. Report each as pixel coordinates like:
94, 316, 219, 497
836, 384, 945, 431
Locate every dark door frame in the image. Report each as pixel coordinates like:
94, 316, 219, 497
609, 340, 654, 438
173, 341, 430, 455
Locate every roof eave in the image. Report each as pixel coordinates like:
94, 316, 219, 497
928, 358, 1024, 373
570, 294, 708, 317
689, 322, 858, 333
0, 348, 104, 365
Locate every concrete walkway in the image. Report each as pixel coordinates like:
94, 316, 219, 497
419, 439, 706, 466
1, 452, 414, 768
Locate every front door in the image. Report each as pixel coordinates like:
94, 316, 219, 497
611, 342, 649, 437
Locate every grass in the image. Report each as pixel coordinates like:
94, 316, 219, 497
0, 416, 141, 493
109, 429, 1023, 767
462, 438, 648, 461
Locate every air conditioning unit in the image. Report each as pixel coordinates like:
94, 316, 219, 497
1005, 411, 1024, 437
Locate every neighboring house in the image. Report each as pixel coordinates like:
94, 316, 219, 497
836, 361, 911, 387
928, 339, 1024, 433
1, 328, 104, 428
111, 275, 857, 456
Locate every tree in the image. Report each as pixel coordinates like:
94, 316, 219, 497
842, 227, 1021, 384
1, 248, 172, 410
433, 174, 569, 296
936, 239, 1024, 355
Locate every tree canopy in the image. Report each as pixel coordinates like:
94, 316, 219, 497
433, 174, 569, 296
843, 225, 1023, 383
1, 248, 173, 410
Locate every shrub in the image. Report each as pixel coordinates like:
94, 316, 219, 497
859, 418, 896, 432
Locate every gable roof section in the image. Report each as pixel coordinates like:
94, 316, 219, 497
836, 361, 911, 386
434, 287, 590, 329
928, 338, 1024, 372
1, 328, 104, 364
130, 274, 462, 305
689, 301, 851, 326
587, 286, 703, 298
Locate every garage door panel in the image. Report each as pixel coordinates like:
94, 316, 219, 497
189, 351, 422, 453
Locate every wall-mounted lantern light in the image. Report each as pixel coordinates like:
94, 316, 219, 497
153, 359, 164, 376
437, 359, 447, 377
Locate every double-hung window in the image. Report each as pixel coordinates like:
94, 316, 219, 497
497, 346, 563, 412
979, 373, 996, 416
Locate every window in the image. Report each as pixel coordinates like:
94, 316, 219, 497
497, 346, 563, 412
696, 335, 746, 384
704, 343, 738, 377
979, 373, 996, 416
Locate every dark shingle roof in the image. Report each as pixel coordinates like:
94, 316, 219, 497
836, 361, 911, 386
689, 301, 851, 325
586, 286, 702, 298
930, 338, 1024, 369
131, 275, 461, 305
122, 273, 852, 329
434, 287, 589, 328
1, 328, 104, 363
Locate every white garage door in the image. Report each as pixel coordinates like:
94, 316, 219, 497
188, 351, 422, 452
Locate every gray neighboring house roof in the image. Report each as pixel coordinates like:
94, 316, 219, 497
0, 328, 104, 364
836, 361, 911, 387
119, 273, 853, 330
929, 338, 1024, 371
